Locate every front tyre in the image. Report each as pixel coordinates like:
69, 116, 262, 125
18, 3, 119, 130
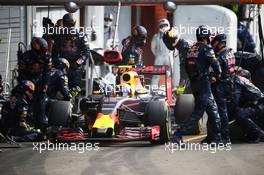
146, 101, 170, 144
48, 100, 72, 127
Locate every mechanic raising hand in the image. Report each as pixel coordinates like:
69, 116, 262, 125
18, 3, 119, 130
167, 26, 223, 145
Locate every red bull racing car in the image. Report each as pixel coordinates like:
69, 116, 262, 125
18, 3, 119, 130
47, 51, 173, 144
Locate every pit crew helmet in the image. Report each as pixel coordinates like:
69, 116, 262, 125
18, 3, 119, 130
31, 37, 48, 55
104, 13, 114, 21
19, 80, 35, 100
159, 19, 170, 28
211, 33, 227, 51
196, 25, 211, 43
63, 13, 77, 27
56, 58, 70, 71
132, 25, 147, 41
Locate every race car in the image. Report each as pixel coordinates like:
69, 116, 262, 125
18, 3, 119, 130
47, 50, 173, 144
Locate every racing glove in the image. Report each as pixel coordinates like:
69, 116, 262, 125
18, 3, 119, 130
71, 86, 81, 97
175, 86, 185, 95
19, 121, 30, 129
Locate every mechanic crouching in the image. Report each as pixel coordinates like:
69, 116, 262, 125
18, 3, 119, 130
203, 33, 236, 145
48, 58, 72, 101
164, 26, 222, 145
232, 71, 264, 143
52, 13, 90, 90
37, 58, 72, 131
0, 81, 42, 141
121, 25, 147, 65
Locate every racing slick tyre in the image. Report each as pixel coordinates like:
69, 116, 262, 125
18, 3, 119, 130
229, 120, 245, 142
235, 51, 262, 73
48, 100, 72, 127
146, 101, 170, 144
174, 94, 202, 135
252, 67, 264, 92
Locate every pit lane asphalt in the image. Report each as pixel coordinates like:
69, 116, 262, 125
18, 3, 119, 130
0, 140, 264, 175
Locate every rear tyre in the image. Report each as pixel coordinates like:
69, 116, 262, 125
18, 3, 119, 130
174, 94, 202, 135
146, 101, 170, 144
229, 121, 246, 142
48, 100, 72, 127
253, 67, 264, 92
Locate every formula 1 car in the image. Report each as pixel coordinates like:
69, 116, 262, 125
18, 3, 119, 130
47, 50, 173, 144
